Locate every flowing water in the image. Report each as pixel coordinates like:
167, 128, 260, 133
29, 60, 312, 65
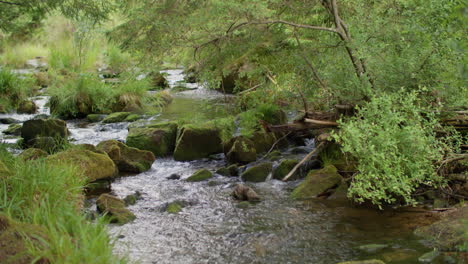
0, 70, 444, 264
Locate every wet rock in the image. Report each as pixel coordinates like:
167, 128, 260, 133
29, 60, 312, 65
96, 194, 136, 224
76, 144, 106, 154
167, 174, 181, 180
86, 114, 107, 123
418, 250, 440, 263
102, 112, 131, 123
124, 191, 143, 206
414, 205, 468, 251
273, 159, 299, 180
173, 125, 223, 161
358, 244, 388, 253
216, 164, 239, 177
85, 180, 111, 196
336, 260, 385, 264
0, 214, 49, 264
126, 122, 178, 156
0, 118, 19, 124
267, 150, 282, 161
21, 118, 68, 146
124, 114, 142, 122
17, 100, 37, 114
18, 148, 48, 161
248, 131, 281, 154
186, 169, 213, 182
224, 136, 257, 164
149, 72, 169, 89
291, 165, 342, 199
3, 123, 22, 136
232, 184, 260, 202
216, 167, 230, 176
46, 149, 117, 183
241, 162, 273, 182
97, 140, 155, 173
328, 181, 349, 200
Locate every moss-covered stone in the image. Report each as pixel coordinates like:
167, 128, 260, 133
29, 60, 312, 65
267, 150, 282, 161
97, 140, 155, 173
86, 114, 107, 123
102, 112, 131, 123
186, 169, 213, 182
124, 191, 142, 206
21, 118, 68, 145
124, 114, 142, 122
47, 149, 117, 182
149, 72, 169, 89
0, 214, 49, 264
3, 123, 22, 136
96, 194, 136, 224
126, 122, 178, 156
414, 205, 467, 251
18, 148, 48, 161
227, 164, 239, 176
224, 136, 257, 164
216, 167, 230, 176
273, 159, 299, 180
336, 260, 385, 264
318, 142, 357, 174
291, 165, 342, 199
173, 124, 223, 161
241, 162, 273, 182
17, 100, 37, 114
166, 202, 183, 214
248, 131, 278, 154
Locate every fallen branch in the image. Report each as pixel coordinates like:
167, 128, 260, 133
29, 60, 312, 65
282, 141, 326, 181
238, 83, 262, 95
258, 132, 292, 161
304, 118, 339, 126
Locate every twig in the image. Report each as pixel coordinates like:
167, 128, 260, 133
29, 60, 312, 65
282, 141, 326, 181
238, 83, 262, 95
258, 132, 292, 161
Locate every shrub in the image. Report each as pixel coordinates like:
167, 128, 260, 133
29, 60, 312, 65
333, 91, 450, 207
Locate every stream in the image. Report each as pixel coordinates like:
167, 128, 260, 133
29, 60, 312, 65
0, 70, 442, 264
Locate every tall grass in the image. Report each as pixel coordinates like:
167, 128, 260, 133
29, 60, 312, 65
0, 146, 126, 263
0, 68, 35, 111
0, 42, 48, 68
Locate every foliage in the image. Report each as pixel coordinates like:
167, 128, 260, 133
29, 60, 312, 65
0, 42, 48, 67
0, 68, 34, 111
333, 91, 455, 206
0, 146, 126, 263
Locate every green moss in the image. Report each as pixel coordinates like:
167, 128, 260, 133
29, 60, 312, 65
173, 124, 223, 161
166, 202, 183, 214
18, 148, 48, 161
291, 165, 342, 200
126, 122, 178, 156
216, 167, 230, 176
241, 162, 273, 182
225, 136, 257, 164
17, 100, 37, 114
21, 118, 68, 145
124, 114, 142, 122
46, 149, 117, 182
96, 194, 136, 225
248, 131, 277, 154
86, 114, 106, 123
102, 112, 131, 123
186, 169, 213, 182
97, 140, 155, 173
272, 159, 299, 180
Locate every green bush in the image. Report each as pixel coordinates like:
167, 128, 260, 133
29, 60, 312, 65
333, 91, 450, 207
0, 68, 34, 111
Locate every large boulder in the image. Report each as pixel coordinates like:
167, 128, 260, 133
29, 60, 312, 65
126, 122, 178, 156
224, 136, 257, 164
248, 131, 280, 154
21, 118, 68, 146
272, 159, 299, 180
0, 214, 49, 264
291, 165, 342, 199
414, 205, 468, 251
186, 169, 213, 182
17, 100, 37, 114
173, 125, 223, 161
102, 112, 131, 123
96, 194, 136, 225
46, 149, 117, 182
241, 162, 273, 182
18, 148, 48, 161
97, 140, 155, 173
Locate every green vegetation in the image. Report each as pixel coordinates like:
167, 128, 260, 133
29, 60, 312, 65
0, 68, 34, 112
0, 146, 125, 263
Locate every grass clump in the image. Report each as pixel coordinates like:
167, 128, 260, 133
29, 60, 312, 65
0, 68, 34, 111
0, 146, 126, 263
0, 42, 48, 68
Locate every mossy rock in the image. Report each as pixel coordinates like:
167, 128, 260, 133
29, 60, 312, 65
318, 142, 357, 174
216, 164, 239, 177
97, 140, 155, 173
3, 123, 22, 136
248, 131, 278, 154
186, 169, 213, 182
291, 165, 342, 199
216, 167, 230, 176
124, 114, 142, 122
241, 162, 273, 182
126, 122, 178, 156
166, 202, 183, 214
75, 144, 106, 154
0, 214, 49, 264
267, 150, 282, 161
86, 114, 107, 123
173, 124, 223, 161
17, 100, 37, 114
414, 206, 468, 251
336, 260, 385, 264
21, 118, 68, 145
273, 159, 299, 180
47, 149, 117, 182
18, 148, 48, 161
96, 194, 136, 224
224, 136, 257, 164
102, 112, 131, 123
149, 72, 169, 89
